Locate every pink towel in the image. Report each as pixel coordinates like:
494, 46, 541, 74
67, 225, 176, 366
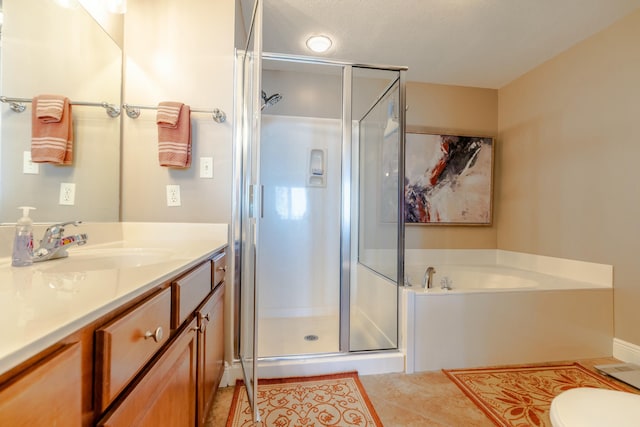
158, 103, 191, 168
156, 101, 183, 127
31, 95, 73, 165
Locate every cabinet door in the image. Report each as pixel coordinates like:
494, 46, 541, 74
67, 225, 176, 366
197, 283, 225, 426
97, 318, 198, 427
0, 343, 81, 427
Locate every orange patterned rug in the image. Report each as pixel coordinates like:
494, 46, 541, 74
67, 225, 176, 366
444, 362, 630, 427
226, 371, 382, 427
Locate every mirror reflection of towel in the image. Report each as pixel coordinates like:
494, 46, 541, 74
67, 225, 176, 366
31, 95, 73, 165
157, 102, 191, 168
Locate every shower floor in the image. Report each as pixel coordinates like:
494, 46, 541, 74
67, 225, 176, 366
258, 311, 394, 357
258, 315, 339, 357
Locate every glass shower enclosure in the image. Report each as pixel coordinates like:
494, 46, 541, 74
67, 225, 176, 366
234, 22, 406, 422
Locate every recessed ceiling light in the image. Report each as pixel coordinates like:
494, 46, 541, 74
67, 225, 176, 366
306, 35, 332, 53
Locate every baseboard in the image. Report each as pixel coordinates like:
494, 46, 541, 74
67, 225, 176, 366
220, 361, 244, 387
613, 338, 640, 364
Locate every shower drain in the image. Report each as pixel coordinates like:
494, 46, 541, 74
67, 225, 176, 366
304, 334, 319, 341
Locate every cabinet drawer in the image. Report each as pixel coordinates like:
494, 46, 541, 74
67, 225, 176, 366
213, 251, 227, 286
172, 261, 212, 329
95, 287, 171, 412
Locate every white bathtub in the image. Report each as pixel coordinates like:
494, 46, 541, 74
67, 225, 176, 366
403, 251, 614, 372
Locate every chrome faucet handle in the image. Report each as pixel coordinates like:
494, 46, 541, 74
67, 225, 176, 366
42, 220, 83, 244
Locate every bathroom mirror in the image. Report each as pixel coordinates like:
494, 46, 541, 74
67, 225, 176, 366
0, 0, 123, 224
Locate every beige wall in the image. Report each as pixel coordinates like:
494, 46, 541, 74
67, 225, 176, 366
497, 10, 640, 345
405, 82, 499, 249
121, 0, 235, 223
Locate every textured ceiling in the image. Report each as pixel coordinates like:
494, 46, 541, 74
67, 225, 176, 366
247, 0, 640, 89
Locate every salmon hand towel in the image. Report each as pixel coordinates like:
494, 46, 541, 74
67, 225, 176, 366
157, 102, 191, 168
31, 95, 73, 165
156, 101, 183, 127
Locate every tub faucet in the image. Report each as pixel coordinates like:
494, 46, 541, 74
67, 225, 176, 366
33, 220, 88, 262
422, 266, 436, 289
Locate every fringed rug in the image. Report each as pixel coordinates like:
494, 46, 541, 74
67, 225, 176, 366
443, 362, 630, 427
226, 371, 383, 427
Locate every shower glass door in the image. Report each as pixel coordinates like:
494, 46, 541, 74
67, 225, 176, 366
257, 58, 343, 357
237, 0, 262, 421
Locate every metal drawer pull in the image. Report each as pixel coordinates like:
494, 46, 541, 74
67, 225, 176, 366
144, 326, 164, 343
216, 265, 227, 272
203, 314, 210, 322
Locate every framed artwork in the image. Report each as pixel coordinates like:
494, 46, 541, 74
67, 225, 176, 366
404, 132, 494, 225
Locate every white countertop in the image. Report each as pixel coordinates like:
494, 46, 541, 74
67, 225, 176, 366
0, 222, 228, 376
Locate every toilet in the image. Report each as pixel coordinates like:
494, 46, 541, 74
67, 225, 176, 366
550, 387, 640, 427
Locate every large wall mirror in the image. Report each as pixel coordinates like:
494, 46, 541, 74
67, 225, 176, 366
0, 0, 123, 224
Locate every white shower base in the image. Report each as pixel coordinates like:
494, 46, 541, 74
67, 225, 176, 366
258, 315, 339, 357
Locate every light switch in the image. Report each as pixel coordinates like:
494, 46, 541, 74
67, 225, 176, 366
200, 157, 214, 178
23, 151, 39, 174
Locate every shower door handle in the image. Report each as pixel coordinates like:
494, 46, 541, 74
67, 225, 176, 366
249, 184, 265, 218
260, 185, 264, 218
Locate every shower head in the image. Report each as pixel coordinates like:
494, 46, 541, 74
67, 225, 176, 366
261, 90, 283, 110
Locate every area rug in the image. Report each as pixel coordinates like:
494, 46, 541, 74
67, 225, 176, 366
226, 371, 383, 427
443, 362, 630, 427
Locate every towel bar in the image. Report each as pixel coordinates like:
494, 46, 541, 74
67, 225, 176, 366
122, 103, 226, 123
0, 96, 121, 118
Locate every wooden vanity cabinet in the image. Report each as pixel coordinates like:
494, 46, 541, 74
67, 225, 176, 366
97, 318, 198, 427
0, 343, 82, 427
0, 247, 227, 427
96, 248, 226, 426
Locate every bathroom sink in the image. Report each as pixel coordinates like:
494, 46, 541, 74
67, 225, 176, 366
38, 247, 178, 273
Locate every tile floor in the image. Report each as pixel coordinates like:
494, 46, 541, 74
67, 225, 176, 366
208, 357, 628, 426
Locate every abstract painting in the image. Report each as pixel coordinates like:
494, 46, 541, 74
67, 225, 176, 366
405, 132, 493, 224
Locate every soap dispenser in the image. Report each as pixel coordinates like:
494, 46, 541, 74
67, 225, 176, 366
12, 206, 36, 267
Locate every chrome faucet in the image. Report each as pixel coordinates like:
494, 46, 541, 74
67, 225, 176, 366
33, 220, 88, 262
422, 266, 436, 289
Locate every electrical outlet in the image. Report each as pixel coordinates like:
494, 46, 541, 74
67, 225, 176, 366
23, 151, 39, 174
59, 183, 76, 205
200, 157, 214, 179
166, 184, 181, 206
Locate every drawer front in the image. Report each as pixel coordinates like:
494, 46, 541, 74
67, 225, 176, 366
97, 318, 198, 427
213, 251, 227, 287
172, 261, 212, 329
95, 287, 172, 411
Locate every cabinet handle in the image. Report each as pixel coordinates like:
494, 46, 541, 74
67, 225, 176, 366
216, 265, 227, 272
203, 314, 210, 322
191, 324, 206, 334
144, 326, 164, 343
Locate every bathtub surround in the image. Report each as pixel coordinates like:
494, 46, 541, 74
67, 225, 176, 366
401, 249, 613, 372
